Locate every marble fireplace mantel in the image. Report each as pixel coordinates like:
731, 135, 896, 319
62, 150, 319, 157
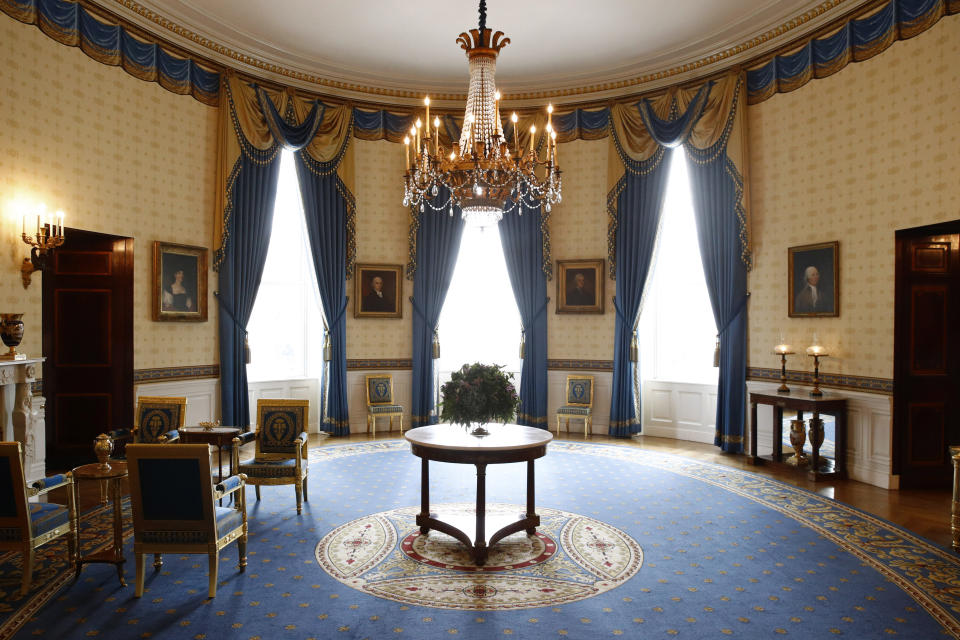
0, 358, 45, 484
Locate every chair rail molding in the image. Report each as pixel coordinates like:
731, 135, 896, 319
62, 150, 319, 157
746, 380, 893, 489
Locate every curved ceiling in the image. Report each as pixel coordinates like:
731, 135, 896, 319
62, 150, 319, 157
108, 0, 863, 104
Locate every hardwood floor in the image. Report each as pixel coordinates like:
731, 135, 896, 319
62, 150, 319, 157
61, 430, 955, 551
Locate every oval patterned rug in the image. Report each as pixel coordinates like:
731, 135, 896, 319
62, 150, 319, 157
6, 439, 960, 639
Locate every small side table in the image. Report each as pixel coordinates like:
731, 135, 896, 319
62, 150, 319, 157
179, 426, 242, 484
73, 461, 128, 586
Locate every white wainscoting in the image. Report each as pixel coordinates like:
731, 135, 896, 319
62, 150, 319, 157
135, 378, 219, 427
247, 378, 321, 432
746, 381, 894, 489
348, 370, 412, 434
548, 371, 612, 435
641, 380, 718, 444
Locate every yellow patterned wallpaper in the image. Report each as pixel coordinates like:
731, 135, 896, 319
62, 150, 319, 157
747, 17, 960, 380
547, 138, 614, 361
0, 16, 218, 369
347, 138, 412, 358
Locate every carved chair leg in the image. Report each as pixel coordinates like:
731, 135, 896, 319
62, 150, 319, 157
134, 553, 146, 598
566, 417, 570, 433
255, 485, 261, 501
400, 414, 404, 434
20, 545, 33, 597
303, 476, 309, 502
389, 415, 394, 432
295, 481, 303, 515
556, 416, 560, 436
208, 551, 219, 598
238, 535, 247, 572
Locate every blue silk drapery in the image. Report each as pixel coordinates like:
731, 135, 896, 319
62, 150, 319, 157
410, 197, 464, 428
217, 151, 281, 427
255, 88, 353, 435
686, 154, 749, 452
608, 153, 671, 437
499, 204, 549, 429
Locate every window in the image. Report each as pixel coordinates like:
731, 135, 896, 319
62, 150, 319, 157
437, 222, 523, 385
637, 149, 718, 385
246, 150, 325, 382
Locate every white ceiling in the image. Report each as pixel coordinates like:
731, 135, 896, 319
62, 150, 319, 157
118, 0, 853, 101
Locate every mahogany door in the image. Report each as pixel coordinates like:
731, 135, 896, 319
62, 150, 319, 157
42, 228, 133, 468
894, 220, 960, 488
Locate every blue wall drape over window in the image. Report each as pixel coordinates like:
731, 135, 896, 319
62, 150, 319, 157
499, 204, 549, 429
609, 159, 670, 436
218, 152, 281, 427
410, 199, 465, 428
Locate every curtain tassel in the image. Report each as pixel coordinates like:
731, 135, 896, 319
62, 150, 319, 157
519, 329, 526, 360
629, 330, 638, 362
244, 335, 252, 365
432, 329, 440, 359
323, 330, 332, 362
713, 335, 721, 368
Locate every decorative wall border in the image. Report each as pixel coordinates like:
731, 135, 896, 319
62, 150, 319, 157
547, 359, 614, 372
134, 364, 220, 383
347, 359, 413, 370
747, 366, 892, 394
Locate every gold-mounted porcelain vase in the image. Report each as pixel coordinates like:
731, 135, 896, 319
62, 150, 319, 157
0, 313, 25, 360
787, 419, 808, 466
808, 418, 825, 453
94, 433, 113, 471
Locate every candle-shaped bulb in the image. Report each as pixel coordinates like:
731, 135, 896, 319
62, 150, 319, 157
449, 151, 455, 161
547, 104, 554, 114
510, 112, 518, 123
415, 119, 422, 129
424, 96, 430, 107
495, 91, 501, 101
404, 136, 410, 145
433, 117, 440, 129
550, 131, 557, 142
530, 125, 536, 134
56, 210, 64, 236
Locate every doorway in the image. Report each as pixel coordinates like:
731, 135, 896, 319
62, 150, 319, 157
893, 220, 960, 488
42, 228, 134, 468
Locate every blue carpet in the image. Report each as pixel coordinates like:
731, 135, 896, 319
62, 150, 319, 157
4, 440, 960, 639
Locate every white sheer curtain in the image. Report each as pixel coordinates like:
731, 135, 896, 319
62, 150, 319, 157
437, 221, 523, 388
638, 150, 718, 385
246, 150, 325, 382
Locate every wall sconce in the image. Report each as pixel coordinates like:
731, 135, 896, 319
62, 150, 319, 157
773, 330, 794, 394
805, 332, 828, 397
20, 205, 65, 289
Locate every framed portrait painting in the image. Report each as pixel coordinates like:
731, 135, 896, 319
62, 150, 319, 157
788, 241, 839, 317
354, 264, 403, 318
556, 259, 604, 314
153, 241, 208, 322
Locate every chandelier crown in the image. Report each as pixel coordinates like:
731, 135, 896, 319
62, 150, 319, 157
402, 0, 562, 225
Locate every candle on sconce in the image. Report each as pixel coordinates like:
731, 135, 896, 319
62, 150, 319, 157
510, 113, 519, 156
547, 103, 553, 131
550, 130, 557, 164
403, 136, 411, 170
529, 125, 536, 154
423, 97, 430, 138
434, 116, 440, 155
56, 210, 64, 237
415, 119, 422, 154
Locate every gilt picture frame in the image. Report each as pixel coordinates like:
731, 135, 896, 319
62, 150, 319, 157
788, 241, 839, 317
556, 259, 605, 314
153, 241, 208, 322
354, 264, 403, 318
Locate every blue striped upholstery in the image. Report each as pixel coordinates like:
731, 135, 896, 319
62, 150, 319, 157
215, 507, 243, 537
240, 459, 297, 478
557, 405, 592, 416
369, 405, 403, 414
29, 503, 70, 537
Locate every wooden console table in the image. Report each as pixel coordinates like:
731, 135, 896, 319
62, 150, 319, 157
404, 424, 552, 566
749, 388, 847, 480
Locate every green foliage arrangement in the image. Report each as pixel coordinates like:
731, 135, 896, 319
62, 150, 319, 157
439, 363, 520, 427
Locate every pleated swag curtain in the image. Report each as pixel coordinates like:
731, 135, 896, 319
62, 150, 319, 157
607, 71, 752, 451
214, 74, 355, 433
499, 204, 549, 429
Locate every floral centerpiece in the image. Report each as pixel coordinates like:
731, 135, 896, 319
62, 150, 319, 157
439, 363, 519, 435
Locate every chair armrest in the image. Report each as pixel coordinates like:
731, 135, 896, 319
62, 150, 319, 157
296, 432, 308, 446
28, 473, 71, 497
236, 430, 257, 446
214, 474, 245, 499
107, 428, 133, 442
162, 429, 180, 443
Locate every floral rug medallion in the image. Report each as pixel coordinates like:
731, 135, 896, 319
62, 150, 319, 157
315, 503, 643, 610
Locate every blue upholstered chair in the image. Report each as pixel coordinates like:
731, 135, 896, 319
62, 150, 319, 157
556, 375, 594, 437
365, 374, 403, 436
110, 396, 187, 457
126, 443, 247, 598
234, 399, 310, 514
0, 441, 77, 597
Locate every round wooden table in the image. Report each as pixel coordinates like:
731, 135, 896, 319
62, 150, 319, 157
404, 424, 553, 566
72, 461, 128, 586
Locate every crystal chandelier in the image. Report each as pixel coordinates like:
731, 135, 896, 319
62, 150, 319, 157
402, 0, 562, 225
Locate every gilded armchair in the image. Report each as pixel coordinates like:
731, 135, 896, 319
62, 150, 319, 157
365, 374, 404, 435
126, 443, 247, 598
234, 399, 310, 514
109, 396, 187, 457
556, 375, 594, 437
0, 441, 78, 597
